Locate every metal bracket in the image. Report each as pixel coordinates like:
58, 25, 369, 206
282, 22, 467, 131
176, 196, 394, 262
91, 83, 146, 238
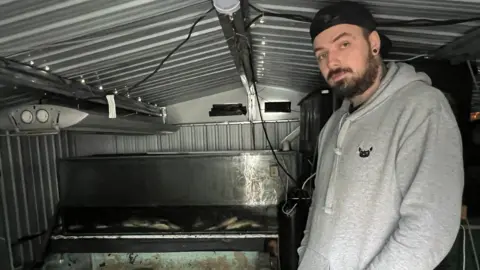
214, 0, 257, 121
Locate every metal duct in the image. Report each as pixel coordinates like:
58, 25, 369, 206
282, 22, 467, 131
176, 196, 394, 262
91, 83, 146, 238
0, 104, 179, 135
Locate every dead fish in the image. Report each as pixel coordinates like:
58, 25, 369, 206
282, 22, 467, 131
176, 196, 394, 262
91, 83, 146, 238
193, 217, 204, 228
149, 222, 171, 230
206, 216, 238, 231
68, 224, 84, 231
122, 218, 149, 228
150, 222, 181, 231
123, 218, 181, 231
219, 217, 238, 227
205, 226, 218, 231
151, 219, 181, 230
166, 222, 181, 231
225, 220, 262, 230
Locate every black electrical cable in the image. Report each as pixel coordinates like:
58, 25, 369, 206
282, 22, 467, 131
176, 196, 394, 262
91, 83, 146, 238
248, 3, 312, 23
246, 14, 263, 29
28, 202, 61, 270
11, 231, 47, 247
127, 7, 215, 93
79, 6, 215, 113
1, 6, 215, 116
240, 59, 297, 184
378, 17, 480, 27
229, 30, 297, 183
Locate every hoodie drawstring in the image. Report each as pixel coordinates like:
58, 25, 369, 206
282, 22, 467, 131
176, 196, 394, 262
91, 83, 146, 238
324, 113, 351, 214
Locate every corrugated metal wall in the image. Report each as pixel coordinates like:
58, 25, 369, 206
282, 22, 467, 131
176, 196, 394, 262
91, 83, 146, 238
0, 120, 299, 269
71, 120, 300, 156
0, 132, 72, 269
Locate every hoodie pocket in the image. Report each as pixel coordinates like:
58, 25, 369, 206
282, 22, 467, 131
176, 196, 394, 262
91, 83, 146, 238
298, 248, 330, 270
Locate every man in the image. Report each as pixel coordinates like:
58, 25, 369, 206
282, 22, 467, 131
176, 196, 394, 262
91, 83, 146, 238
297, 1, 464, 269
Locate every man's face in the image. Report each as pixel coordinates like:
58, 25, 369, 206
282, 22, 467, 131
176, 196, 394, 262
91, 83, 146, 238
313, 24, 379, 99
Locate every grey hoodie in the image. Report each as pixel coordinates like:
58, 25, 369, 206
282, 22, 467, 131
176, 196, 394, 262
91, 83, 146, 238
297, 62, 464, 270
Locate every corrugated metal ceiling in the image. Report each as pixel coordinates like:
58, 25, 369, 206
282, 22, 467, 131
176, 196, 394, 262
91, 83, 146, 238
0, 85, 42, 108
0, 0, 479, 110
0, 0, 243, 106
248, 0, 480, 109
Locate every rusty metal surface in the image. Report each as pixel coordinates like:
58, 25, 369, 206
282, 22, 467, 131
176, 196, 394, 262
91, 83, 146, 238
42, 252, 271, 270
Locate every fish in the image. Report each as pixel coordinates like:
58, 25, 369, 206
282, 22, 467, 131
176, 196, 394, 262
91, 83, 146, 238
149, 222, 171, 230
122, 217, 181, 231
162, 220, 181, 231
68, 224, 84, 231
122, 218, 148, 228
225, 220, 262, 230
193, 217, 204, 228
95, 224, 109, 229
219, 216, 238, 227
206, 216, 238, 231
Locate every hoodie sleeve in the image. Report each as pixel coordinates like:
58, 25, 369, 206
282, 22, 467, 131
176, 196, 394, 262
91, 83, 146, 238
365, 110, 464, 270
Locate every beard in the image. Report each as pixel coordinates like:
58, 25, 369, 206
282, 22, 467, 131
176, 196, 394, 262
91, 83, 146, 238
327, 52, 379, 99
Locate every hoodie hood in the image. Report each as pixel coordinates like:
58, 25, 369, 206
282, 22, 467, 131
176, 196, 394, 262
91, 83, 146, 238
339, 62, 432, 120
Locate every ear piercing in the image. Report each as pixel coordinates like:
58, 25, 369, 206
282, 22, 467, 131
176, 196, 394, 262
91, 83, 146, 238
373, 48, 378, 54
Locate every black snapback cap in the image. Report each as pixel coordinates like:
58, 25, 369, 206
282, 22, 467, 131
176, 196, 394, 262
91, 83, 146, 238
309, 1, 392, 57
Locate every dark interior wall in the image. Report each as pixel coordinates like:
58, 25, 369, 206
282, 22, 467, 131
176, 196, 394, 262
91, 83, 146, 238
465, 120, 480, 217
409, 60, 477, 215
298, 90, 335, 180
410, 60, 474, 159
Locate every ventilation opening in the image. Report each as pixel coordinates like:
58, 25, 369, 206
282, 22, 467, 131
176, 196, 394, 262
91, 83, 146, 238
264, 101, 291, 113
209, 103, 247, 117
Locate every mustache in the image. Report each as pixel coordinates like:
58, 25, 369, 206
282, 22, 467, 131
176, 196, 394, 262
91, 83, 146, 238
327, 68, 352, 80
